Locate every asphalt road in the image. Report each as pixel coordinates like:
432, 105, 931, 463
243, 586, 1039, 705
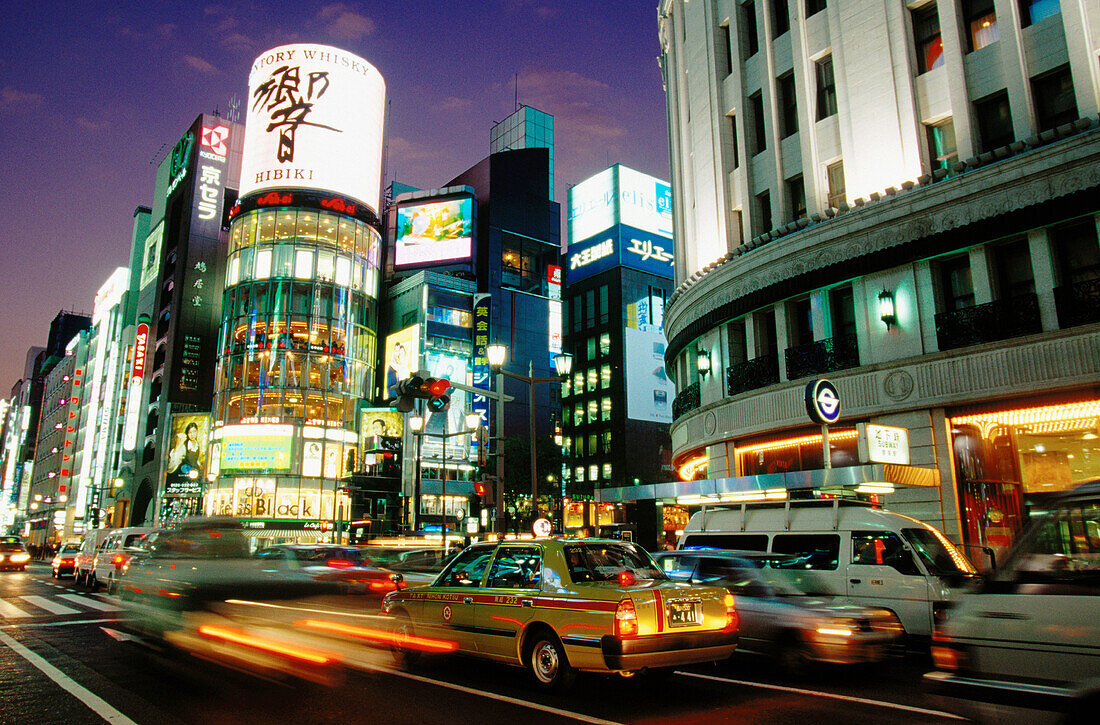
1, 562, 964, 725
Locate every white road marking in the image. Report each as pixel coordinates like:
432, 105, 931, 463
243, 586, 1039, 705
20, 596, 81, 616
677, 671, 965, 720
0, 630, 139, 724
2, 618, 118, 629
57, 594, 119, 612
0, 599, 32, 618
373, 665, 624, 725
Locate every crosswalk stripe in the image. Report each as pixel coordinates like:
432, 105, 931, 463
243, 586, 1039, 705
19, 596, 80, 615
56, 594, 119, 612
0, 600, 32, 618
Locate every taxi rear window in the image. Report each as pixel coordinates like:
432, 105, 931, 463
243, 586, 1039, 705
564, 543, 667, 583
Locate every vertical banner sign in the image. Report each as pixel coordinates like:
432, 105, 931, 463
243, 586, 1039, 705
471, 294, 492, 446
122, 323, 149, 451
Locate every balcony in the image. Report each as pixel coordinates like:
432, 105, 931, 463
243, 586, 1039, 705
784, 333, 859, 381
935, 294, 1041, 351
1054, 279, 1100, 329
726, 353, 780, 396
672, 381, 700, 422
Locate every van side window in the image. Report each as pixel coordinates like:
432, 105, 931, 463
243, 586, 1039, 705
682, 534, 768, 551
1008, 504, 1100, 594
851, 532, 920, 576
770, 534, 840, 570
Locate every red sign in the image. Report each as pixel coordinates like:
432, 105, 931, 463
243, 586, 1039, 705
201, 125, 231, 156
131, 323, 149, 384
548, 264, 562, 300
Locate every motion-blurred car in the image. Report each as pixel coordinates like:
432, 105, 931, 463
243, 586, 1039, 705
382, 538, 738, 689
0, 536, 31, 571
51, 542, 82, 578
925, 480, 1100, 722
255, 544, 407, 601
653, 550, 903, 672
358, 545, 456, 585
90, 526, 156, 593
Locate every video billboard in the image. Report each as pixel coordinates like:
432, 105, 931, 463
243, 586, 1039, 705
360, 407, 403, 476
624, 326, 674, 424
218, 424, 294, 473
394, 197, 474, 267
164, 413, 211, 495
384, 324, 420, 398
422, 350, 471, 460
240, 44, 387, 214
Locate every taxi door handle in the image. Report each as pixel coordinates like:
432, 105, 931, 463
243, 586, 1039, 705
849, 578, 862, 584
521, 599, 533, 608
463, 597, 473, 604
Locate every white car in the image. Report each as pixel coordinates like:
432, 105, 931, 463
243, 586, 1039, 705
925, 480, 1100, 722
88, 526, 155, 592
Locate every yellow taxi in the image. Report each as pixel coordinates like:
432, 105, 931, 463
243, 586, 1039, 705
381, 538, 738, 688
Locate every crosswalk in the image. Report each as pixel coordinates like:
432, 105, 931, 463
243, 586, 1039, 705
0, 592, 119, 619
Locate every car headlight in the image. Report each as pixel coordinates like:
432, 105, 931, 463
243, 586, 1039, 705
10, 553, 31, 563
816, 617, 858, 637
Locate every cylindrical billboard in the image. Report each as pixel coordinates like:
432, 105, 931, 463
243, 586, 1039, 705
240, 44, 386, 215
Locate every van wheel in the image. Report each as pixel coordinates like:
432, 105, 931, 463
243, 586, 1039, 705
777, 632, 812, 677
390, 612, 420, 669
527, 631, 575, 691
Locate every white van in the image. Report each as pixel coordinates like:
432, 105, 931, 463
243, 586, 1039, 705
74, 529, 112, 587
678, 499, 979, 639
88, 526, 155, 593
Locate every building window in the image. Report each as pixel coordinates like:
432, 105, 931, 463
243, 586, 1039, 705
829, 285, 856, 339
790, 296, 814, 346
573, 372, 583, 393
772, 0, 790, 37
719, 23, 734, 77
575, 437, 584, 457
974, 91, 1013, 152
786, 175, 806, 221
964, 0, 998, 52
588, 433, 597, 456
1051, 221, 1100, 285
601, 430, 612, 454
756, 190, 772, 233
599, 332, 610, 356
1018, 0, 1060, 28
601, 397, 611, 421
778, 73, 798, 138
729, 114, 740, 169
602, 463, 613, 480
587, 368, 597, 392
587, 400, 598, 424
912, 4, 944, 73
727, 319, 748, 365
806, 0, 826, 16
815, 56, 837, 120
598, 285, 609, 324
589, 464, 599, 483
575, 466, 585, 483
939, 255, 975, 311
1032, 66, 1077, 132
585, 289, 595, 328
742, 1, 759, 58
600, 364, 611, 389
926, 119, 958, 172
574, 404, 584, 427
572, 296, 581, 332
750, 92, 766, 155
992, 238, 1035, 299
825, 161, 845, 208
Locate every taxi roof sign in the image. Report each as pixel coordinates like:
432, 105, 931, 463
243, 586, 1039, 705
805, 379, 841, 425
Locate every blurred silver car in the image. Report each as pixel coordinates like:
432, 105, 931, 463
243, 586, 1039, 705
653, 549, 902, 671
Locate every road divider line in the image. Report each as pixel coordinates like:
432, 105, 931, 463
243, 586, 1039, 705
374, 665, 623, 725
677, 671, 965, 720
0, 631, 139, 725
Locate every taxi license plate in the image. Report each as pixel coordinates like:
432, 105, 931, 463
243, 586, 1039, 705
667, 598, 701, 627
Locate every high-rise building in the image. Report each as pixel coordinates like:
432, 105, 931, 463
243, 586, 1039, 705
656, 0, 1100, 559
561, 164, 676, 543
206, 45, 386, 543
491, 105, 555, 200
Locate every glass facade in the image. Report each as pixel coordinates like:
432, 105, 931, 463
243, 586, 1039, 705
208, 205, 381, 529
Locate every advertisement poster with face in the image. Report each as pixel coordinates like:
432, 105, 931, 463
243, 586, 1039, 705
165, 413, 211, 495
302, 439, 323, 477
624, 325, 675, 424
384, 324, 421, 397
360, 408, 403, 475
422, 350, 470, 460
394, 197, 474, 267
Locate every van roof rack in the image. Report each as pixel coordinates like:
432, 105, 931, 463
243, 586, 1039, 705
697, 497, 877, 532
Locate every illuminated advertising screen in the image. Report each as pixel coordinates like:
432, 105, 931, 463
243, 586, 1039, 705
618, 166, 673, 238
394, 197, 474, 267
384, 324, 421, 398
219, 424, 294, 473
164, 413, 211, 495
567, 164, 672, 248
240, 44, 387, 215
422, 350, 471, 460
624, 327, 675, 424
360, 408, 404, 452
139, 222, 163, 290
567, 166, 616, 243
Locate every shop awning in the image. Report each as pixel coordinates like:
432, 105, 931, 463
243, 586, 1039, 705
240, 530, 324, 540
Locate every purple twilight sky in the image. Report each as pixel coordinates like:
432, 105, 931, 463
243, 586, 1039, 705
0, 1, 669, 389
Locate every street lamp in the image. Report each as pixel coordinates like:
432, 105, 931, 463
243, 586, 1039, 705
409, 409, 481, 551
487, 344, 573, 532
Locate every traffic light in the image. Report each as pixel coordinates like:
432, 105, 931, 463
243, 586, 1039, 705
391, 374, 425, 412
423, 377, 451, 413
475, 475, 495, 508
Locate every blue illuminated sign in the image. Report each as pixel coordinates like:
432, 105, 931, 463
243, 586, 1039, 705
566, 224, 674, 284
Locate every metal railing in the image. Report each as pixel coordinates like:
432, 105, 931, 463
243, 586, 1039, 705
1054, 278, 1100, 329
726, 353, 780, 396
784, 333, 859, 381
672, 381, 701, 421
935, 294, 1041, 351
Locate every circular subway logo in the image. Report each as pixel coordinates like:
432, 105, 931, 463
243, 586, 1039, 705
805, 379, 841, 425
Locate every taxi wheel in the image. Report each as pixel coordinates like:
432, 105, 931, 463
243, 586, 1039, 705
74, 570, 84, 586
390, 612, 420, 669
528, 632, 575, 691
87, 573, 99, 591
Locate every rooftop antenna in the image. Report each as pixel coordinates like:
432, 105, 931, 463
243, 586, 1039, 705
149, 142, 168, 165
514, 72, 519, 111
228, 94, 241, 123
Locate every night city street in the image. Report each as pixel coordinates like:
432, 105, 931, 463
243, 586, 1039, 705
2, 561, 960, 725
4, 1, 1100, 722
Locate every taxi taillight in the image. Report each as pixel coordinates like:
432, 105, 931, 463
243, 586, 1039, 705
615, 598, 638, 638
326, 558, 354, 569
112, 553, 128, 568
723, 593, 738, 631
